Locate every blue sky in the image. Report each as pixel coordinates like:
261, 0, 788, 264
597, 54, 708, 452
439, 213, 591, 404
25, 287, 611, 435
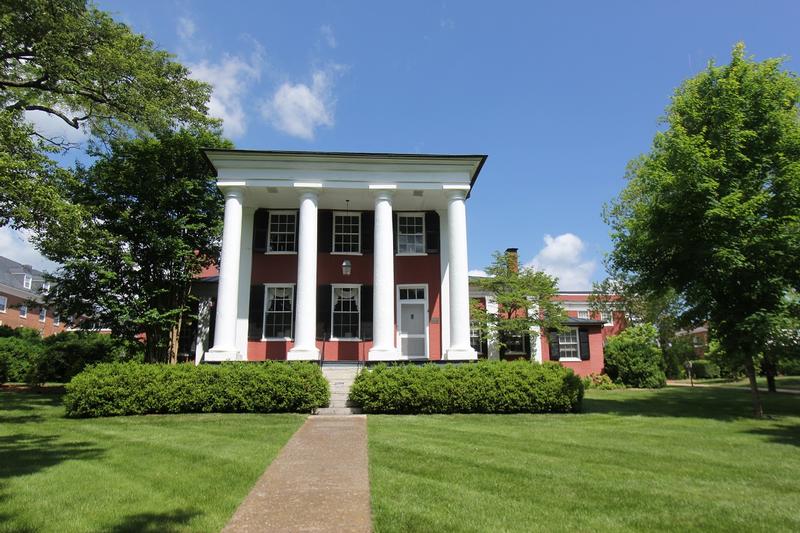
4, 0, 799, 288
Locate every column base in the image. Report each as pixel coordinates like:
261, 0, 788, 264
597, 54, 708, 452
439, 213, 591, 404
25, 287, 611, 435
287, 346, 320, 361
204, 347, 243, 362
445, 346, 478, 361
368, 346, 400, 361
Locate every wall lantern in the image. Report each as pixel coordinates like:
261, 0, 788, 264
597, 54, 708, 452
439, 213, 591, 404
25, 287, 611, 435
341, 259, 352, 277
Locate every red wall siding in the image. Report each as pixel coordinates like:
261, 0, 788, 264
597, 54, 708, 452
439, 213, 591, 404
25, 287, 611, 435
541, 324, 605, 376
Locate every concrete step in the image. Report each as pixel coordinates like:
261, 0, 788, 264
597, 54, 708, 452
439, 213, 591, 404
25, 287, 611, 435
315, 407, 362, 416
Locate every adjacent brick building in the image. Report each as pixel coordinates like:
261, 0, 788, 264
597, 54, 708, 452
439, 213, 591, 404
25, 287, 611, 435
0, 256, 65, 336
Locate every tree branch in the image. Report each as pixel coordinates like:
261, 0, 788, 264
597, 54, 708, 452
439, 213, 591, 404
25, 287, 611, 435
23, 105, 87, 129
0, 75, 48, 89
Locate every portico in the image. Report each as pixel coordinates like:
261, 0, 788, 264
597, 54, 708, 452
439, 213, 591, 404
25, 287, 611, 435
202, 150, 486, 363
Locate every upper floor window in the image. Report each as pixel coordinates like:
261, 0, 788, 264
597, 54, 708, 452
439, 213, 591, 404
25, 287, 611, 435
263, 285, 294, 339
601, 311, 613, 325
42, 282, 51, 294
333, 212, 360, 253
577, 310, 590, 319
23, 274, 32, 289
397, 213, 425, 254
39, 308, 46, 322
0, 295, 6, 313
268, 211, 297, 253
19, 305, 27, 318
54, 314, 61, 326
331, 285, 361, 340
557, 327, 579, 359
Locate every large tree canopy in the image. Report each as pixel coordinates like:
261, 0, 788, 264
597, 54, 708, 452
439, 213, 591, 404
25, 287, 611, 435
605, 44, 800, 416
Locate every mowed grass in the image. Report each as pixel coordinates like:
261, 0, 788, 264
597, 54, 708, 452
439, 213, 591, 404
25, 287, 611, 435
367, 387, 800, 532
671, 376, 800, 391
0, 391, 305, 532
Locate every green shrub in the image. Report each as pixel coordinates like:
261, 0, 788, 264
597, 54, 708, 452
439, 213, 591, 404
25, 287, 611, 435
64, 361, 329, 417
778, 357, 800, 376
604, 324, 667, 388
581, 373, 624, 390
348, 360, 583, 414
663, 336, 695, 379
0, 336, 43, 383
689, 359, 721, 379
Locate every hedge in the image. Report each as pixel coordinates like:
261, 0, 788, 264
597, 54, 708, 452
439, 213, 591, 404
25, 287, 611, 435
604, 324, 667, 388
348, 360, 583, 414
689, 359, 721, 379
64, 361, 329, 417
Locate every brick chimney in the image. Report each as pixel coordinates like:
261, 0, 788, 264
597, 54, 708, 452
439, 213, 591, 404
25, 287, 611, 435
505, 248, 519, 273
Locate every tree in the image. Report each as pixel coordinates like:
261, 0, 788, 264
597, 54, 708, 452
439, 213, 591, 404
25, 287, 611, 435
471, 251, 565, 357
604, 44, 800, 417
39, 128, 231, 363
0, 0, 214, 229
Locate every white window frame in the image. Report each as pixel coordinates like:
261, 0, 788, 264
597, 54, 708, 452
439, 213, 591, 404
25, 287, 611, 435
42, 282, 51, 294
19, 305, 27, 318
39, 308, 46, 323
23, 274, 32, 290
262, 283, 295, 341
577, 309, 590, 319
54, 313, 61, 326
396, 284, 429, 358
332, 211, 362, 255
396, 212, 426, 256
0, 295, 6, 313
557, 326, 581, 361
266, 210, 298, 254
330, 284, 362, 341
601, 311, 613, 326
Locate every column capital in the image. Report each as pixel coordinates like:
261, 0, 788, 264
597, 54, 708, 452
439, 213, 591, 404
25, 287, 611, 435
372, 190, 394, 202
445, 189, 467, 201
297, 190, 319, 202
219, 186, 245, 200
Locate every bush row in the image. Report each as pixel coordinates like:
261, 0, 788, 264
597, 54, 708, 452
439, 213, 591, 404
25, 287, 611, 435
64, 361, 329, 417
0, 327, 138, 384
348, 360, 583, 414
603, 324, 667, 388
688, 359, 721, 379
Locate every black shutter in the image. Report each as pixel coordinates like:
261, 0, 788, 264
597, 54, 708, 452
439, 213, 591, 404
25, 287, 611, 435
361, 285, 373, 340
480, 338, 489, 357
524, 332, 532, 357
293, 210, 300, 252
361, 211, 374, 253
248, 285, 265, 340
579, 328, 591, 360
253, 209, 269, 252
548, 331, 560, 361
316, 284, 332, 340
392, 213, 398, 254
318, 210, 333, 253
425, 211, 440, 254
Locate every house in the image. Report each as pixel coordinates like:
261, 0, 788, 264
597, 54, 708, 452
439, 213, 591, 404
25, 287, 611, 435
193, 149, 487, 363
0, 256, 65, 336
468, 249, 625, 376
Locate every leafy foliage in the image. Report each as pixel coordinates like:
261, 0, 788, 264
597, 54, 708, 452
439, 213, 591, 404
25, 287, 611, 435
689, 359, 721, 379
603, 324, 667, 388
348, 360, 583, 414
663, 335, 695, 379
581, 372, 625, 390
64, 361, 330, 417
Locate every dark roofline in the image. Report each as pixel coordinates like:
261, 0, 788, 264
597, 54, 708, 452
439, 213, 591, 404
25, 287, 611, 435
201, 148, 488, 198
563, 317, 606, 326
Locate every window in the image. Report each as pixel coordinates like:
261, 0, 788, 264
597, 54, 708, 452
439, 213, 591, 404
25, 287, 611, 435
470, 323, 484, 355
263, 285, 294, 339
557, 327, 580, 359
23, 274, 32, 289
19, 305, 27, 318
331, 285, 361, 339
399, 287, 425, 300
54, 314, 61, 326
267, 211, 297, 252
0, 295, 6, 313
577, 310, 589, 319
42, 282, 51, 294
39, 308, 46, 322
601, 311, 613, 325
333, 212, 360, 253
397, 214, 425, 254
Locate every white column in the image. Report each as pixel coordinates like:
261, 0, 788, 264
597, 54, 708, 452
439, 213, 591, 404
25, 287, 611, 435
437, 209, 451, 354
445, 190, 477, 360
288, 191, 320, 360
235, 207, 255, 359
369, 191, 398, 360
206, 187, 244, 361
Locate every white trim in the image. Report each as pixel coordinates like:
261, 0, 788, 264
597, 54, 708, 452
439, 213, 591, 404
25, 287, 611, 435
332, 210, 361, 254
330, 283, 362, 341
262, 283, 296, 341
23, 274, 32, 290
217, 181, 247, 187
0, 295, 6, 313
293, 182, 323, 189
441, 184, 471, 191
559, 357, 581, 362
368, 183, 397, 190
38, 308, 46, 323
266, 210, 298, 254
396, 284, 430, 359
395, 211, 426, 255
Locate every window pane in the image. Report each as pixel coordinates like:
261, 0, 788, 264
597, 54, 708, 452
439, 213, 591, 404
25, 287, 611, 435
397, 215, 424, 253
268, 213, 297, 252
332, 287, 360, 338
558, 328, 579, 358
264, 286, 294, 338
333, 214, 360, 253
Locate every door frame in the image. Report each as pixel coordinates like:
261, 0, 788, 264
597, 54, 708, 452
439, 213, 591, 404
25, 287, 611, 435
396, 284, 429, 359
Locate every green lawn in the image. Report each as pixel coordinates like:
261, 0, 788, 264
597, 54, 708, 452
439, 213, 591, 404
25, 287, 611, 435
671, 376, 800, 391
367, 387, 800, 532
0, 391, 305, 533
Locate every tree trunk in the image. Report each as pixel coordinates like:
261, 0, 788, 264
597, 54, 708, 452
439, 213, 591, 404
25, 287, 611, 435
745, 357, 763, 418
763, 354, 777, 393
167, 314, 182, 365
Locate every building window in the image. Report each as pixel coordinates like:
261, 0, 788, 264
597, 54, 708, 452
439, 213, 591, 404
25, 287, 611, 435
601, 311, 613, 325
331, 285, 360, 339
19, 305, 27, 318
470, 323, 483, 354
397, 214, 425, 254
263, 285, 294, 339
399, 287, 425, 300
54, 314, 61, 326
577, 310, 589, 319
557, 327, 580, 359
39, 308, 46, 322
333, 212, 361, 253
42, 282, 51, 294
267, 211, 297, 252
23, 274, 32, 290
0, 295, 6, 313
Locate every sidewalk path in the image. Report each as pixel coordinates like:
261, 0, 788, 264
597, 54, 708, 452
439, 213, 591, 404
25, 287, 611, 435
667, 381, 800, 395
223, 415, 371, 532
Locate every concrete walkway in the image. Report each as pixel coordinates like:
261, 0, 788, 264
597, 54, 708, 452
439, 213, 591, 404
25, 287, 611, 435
222, 415, 371, 533
667, 381, 800, 395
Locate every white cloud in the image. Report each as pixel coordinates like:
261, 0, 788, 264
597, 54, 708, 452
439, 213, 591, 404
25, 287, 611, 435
468, 269, 489, 278
320, 25, 337, 48
527, 233, 596, 291
0, 227, 59, 272
188, 50, 262, 138
261, 69, 336, 140
177, 17, 196, 41
24, 109, 89, 145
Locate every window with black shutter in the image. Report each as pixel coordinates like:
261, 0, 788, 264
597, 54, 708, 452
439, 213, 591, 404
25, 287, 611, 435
361, 211, 374, 253
361, 285, 373, 340
316, 284, 332, 340
579, 328, 591, 360
548, 331, 560, 361
248, 285, 265, 339
318, 210, 333, 253
253, 209, 269, 252
425, 211, 440, 253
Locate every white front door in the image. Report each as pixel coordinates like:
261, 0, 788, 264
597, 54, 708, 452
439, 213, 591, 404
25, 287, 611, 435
397, 286, 428, 358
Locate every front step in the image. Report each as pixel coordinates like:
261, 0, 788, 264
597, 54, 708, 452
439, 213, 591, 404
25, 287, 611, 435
315, 406, 362, 416
319, 364, 362, 415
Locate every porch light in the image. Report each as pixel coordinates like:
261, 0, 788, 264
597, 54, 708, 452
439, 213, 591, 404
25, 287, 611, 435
342, 259, 352, 276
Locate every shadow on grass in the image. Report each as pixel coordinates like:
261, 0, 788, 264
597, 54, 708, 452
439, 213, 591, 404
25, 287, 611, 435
584, 386, 800, 421
107, 508, 201, 533
0, 390, 63, 412
745, 423, 800, 447
0, 433, 103, 479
